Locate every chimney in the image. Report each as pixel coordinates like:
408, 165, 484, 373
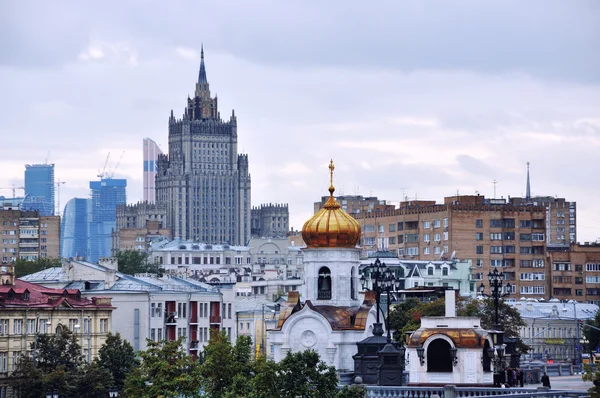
445, 289, 456, 318
104, 269, 117, 289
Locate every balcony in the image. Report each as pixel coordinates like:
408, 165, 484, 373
209, 315, 221, 324
165, 313, 178, 325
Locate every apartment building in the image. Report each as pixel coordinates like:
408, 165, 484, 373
0, 209, 60, 263
21, 258, 235, 356
355, 195, 549, 300
510, 196, 576, 246
313, 194, 395, 217
0, 264, 114, 396
547, 242, 600, 304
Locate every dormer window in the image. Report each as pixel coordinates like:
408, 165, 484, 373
23, 291, 30, 301
442, 267, 449, 276
427, 267, 434, 276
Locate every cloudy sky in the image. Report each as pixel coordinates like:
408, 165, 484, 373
1, 1, 599, 241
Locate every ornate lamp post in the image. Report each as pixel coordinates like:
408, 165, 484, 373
478, 267, 512, 330
360, 257, 401, 341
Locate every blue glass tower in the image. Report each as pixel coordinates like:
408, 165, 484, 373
61, 198, 90, 259
24, 164, 55, 216
87, 178, 127, 263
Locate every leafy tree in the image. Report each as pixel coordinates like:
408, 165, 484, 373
115, 249, 161, 275
14, 257, 60, 277
277, 350, 339, 398
123, 337, 202, 398
98, 332, 138, 390
36, 328, 83, 372
74, 360, 114, 398
584, 311, 600, 354
582, 363, 600, 398
200, 331, 237, 398
337, 385, 367, 398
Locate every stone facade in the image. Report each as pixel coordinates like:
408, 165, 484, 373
156, 49, 251, 246
251, 203, 289, 238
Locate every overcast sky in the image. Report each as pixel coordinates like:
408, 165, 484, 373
1, 1, 599, 242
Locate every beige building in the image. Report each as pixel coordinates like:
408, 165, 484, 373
0, 209, 60, 263
0, 264, 114, 397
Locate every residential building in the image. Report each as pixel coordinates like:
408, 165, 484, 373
21, 258, 236, 355
0, 209, 60, 263
359, 251, 474, 298
547, 242, 600, 304
23, 163, 55, 216
61, 198, 89, 259
111, 202, 170, 254
156, 47, 251, 245
509, 299, 598, 362
0, 264, 114, 397
355, 195, 550, 300
88, 178, 127, 263
313, 195, 395, 217
510, 196, 576, 246
143, 138, 163, 204
251, 203, 289, 238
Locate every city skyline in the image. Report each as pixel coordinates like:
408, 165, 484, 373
0, 1, 598, 242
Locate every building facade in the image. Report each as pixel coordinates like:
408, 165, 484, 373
356, 195, 550, 300
23, 163, 55, 216
88, 178, 127, 263
156, 48, 251, 245
61, 198, 89, 259
21, 258, 235, 356
0, 265, 114, 397
0, 209, 60, 263
143, 138, 163, 204
546, 243, 600, 304
250, 204, 289, 238
111, 202, 170, 254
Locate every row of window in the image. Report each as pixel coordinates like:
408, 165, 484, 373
0, 318, 108, 335
476, 219, 544, 229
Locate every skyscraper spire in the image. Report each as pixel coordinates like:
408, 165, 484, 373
198, 44, 207, 83
526, 162, 531, 200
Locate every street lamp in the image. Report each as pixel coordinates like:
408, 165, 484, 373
360, 257, 401, 341
478, 267, 512, 330
108, 387, 119, 397
46, 391, 58, 398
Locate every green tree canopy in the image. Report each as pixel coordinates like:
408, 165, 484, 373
123, 337, 202, 398
97, 332, 138, 390
35, 327, 83, 372
584, 310, 600, 353
115, 249, 159, 275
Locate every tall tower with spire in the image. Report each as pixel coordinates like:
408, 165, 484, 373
156, 47, 251, 245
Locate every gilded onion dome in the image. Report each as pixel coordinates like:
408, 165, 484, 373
302, 160, 362, 248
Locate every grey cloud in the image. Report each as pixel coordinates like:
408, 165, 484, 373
456, 155, 494, 176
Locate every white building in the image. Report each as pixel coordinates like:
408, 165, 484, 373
21, 258, 236, 355
270, 165, 381, 371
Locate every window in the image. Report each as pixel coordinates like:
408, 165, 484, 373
228, 303, 232, 319
12, 351, 20, 371
586, 276, 600, 284
443, 218, 448, 228
433, 220, 441, 228
520, 247, 532, 254
532, 233, 545, 241
490, 219, 503, 228
433, 233, 441, 242
587, 263, 600, 272
151, 303, 156, 318
576, 264, 583, 272
158, 328, 162, 341
554, 263, 571, 271
520, 220, 532, 228
318, 267, 332, 300
520, 273, 545, 281
406, 247, 418, 256
490, 246, 503, 254
0, 320, 8, 335
423, 221, 431, 229
13, 319, 23, 334
0, 352, 7, 373
533, 259, 544, 268
423, 234, 430, 243
443, 232, 448, 241
476, 246, 483, 254
397, 222, 404, 231
475, 233, 483, 241
26, 319, 35, 334
476, 219, 483, 228
397, 235, 404, 243
427, 267, 434, 276
151, 329, 156, 341
423, 247, 430, 255
442, 267, 449, 276
520, 233, 531, 241
433, 246, 441, 255
503, 218, 515, 228
490, 233, 502, 240
504, 245, 515, 253
364, 225, 375, 233
389, 237, 396, 244
389, 224, 396, 232
100, 319, 108, 333
520, 286, 545, 295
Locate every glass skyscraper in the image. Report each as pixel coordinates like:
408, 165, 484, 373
61, 198, 89, 259
88, 178, 127, 263
143, 138, 163, 203
24, 163, 55, 216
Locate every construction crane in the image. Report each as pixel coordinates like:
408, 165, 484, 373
107, 150, 126, 178
55, 179, 66, 217
97, 152, 111, 179
0, 186, 25, 198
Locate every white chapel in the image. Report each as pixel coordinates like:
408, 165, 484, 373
270, 161, 382, 371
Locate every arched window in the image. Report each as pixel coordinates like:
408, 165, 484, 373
318, 267, 332, 300
427, 339, 453, 372
350, 267, 357, 300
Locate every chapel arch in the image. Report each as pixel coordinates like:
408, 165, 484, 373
318, 267, 332, 300
427, 338, 453, 372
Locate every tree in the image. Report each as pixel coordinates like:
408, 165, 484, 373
36, 327, 83, 372
14, 257, 60, 278
199, 331, 237, 398
123, 338, 202, 398
97, 332, 138, 390
74, 360, 114, 398
582, 363, 600, 398
115, 249, 157, 275
277, 350, 339, 398
584, 311, 600, 354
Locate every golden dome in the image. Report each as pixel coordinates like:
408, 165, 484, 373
302, 160, 361, 248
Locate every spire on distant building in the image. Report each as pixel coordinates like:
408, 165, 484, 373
198, 44, 207, 84
526, 162, 531, 200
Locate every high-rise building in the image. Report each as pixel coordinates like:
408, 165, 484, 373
111, 202, 170, 254
88, 178, 127, 263
23, 163, 55, 216
143, 138, 163, 203
0, 209, 60, 262
251, 204, 289, 238
156, 47, 251, 245
61, 198, 90, 259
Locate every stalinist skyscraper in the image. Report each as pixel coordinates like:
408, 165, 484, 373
156, 47, 251, 245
